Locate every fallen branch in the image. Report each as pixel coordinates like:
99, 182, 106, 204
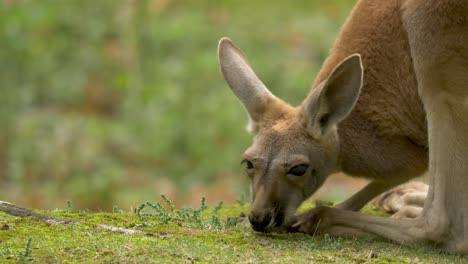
0, 200, 168, 237
0, 201, 73, 224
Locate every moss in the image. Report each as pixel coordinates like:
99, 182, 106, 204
0, 204, 465, 263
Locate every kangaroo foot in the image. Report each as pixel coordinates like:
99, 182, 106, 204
372, 181, 428, 218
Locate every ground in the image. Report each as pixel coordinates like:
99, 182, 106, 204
0, 198, 466, 263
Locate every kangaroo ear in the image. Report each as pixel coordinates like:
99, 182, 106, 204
303, 54, 363, 138
218, 37, 275, 132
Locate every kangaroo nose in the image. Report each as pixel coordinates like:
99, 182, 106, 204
248, 212, 272, 232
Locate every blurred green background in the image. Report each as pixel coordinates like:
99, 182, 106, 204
0, 0, 363, 210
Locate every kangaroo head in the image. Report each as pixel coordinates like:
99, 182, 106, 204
218, 38, 363, 232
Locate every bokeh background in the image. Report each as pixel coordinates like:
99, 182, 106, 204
0, 0, 367, 211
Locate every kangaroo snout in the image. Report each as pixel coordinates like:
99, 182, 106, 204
248, 212, 272, 232
248, 210, 285, 232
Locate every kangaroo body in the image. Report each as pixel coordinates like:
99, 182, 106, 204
218, 0, 468, 253
324, 0, 428, 180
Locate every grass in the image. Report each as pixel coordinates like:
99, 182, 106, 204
0, 198, 466, 263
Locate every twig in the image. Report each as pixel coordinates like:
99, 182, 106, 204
0, 201, 72, 224
0, 200, 169, 237
312, 218, 322, 237
96, 224, 144, 235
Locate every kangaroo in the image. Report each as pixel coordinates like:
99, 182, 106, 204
218, 0, 468, 253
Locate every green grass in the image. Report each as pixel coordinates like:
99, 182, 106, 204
0, 200, 465, 263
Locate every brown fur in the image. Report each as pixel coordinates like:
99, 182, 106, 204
218, 0, 468, 253
372, 181, 428, 217
320, 0, 428, 180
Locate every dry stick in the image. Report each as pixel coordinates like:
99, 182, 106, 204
0, 201, 73, 224
0, 201, 169, 237
312, 218, 322, 237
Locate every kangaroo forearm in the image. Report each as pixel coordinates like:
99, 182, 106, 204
335, 180, 406, 211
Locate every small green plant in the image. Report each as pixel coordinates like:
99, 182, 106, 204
17, 238, 33, 262
209, 201, 224, 230
144, 201, 172, 224
192, 197, 208, 228
135, 194, 178, 224
210, 215, 222, 230
226, 216, 242, 227
236, 194, 247, 207
176, 207, 192, 221
136, 195, 226, 230
213, 201, 223, 214
66, 200, 73, 213
161, 194, 175, 212
112, 205, 123, 214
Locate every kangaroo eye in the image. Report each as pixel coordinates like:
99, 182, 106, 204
241, 159, 254, 170
288, 164, 308, 176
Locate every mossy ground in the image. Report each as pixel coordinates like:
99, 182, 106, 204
0, 200, 466, 263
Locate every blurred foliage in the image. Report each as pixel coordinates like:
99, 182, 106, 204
0, 0, 354, 210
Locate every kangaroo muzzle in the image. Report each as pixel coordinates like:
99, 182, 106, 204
248, 209, 285, 232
